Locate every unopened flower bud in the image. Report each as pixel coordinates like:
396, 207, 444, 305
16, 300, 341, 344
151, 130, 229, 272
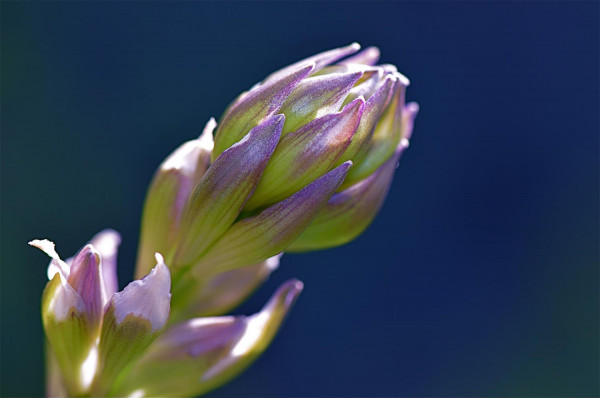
110, 279, 303, 398
30, 239, 106, 395
137, 120, 215, 277
93, 254, 171, 394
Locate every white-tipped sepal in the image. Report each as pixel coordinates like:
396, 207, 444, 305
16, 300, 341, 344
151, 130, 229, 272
109, 279, 302, 397
135, 119, 215, 278
93, 254, 172, 395
113, 253, 171, 332
31, 239, 105, 395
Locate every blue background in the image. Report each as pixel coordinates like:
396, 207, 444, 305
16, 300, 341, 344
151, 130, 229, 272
1, 2, 598, 397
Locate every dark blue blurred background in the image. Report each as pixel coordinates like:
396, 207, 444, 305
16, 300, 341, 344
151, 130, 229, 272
2, 2, 598, 397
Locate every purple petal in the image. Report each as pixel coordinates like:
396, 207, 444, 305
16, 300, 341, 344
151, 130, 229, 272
174, 115, 283, 267
288, 144, 406, 251
336, 74, 397, 165
88, 229, 121, 299
136, 119, 215, 277
402, 102, 420, 141
182, 255, 281, 317
111, 254, 171, 332
279, 71, 363, 135
213, 64, 313, 158
245, 98, 364, 210
67, 245, 105, 326
339, 46, 381, 66
110, 279, 302, 397
343, 80, 417, 186
192, 162, 352, 275
263, 42, 361, 83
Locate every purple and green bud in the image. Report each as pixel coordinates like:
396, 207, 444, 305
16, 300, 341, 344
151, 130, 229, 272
33, 43, 418, 397
31, 239, 107, 395
109, 279, 303, 398
93, 254, 171, 395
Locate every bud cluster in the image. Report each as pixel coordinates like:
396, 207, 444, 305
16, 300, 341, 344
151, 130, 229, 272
33, 43, 418, 397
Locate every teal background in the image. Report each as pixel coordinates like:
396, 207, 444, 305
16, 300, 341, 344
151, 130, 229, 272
1, 2, 598, 397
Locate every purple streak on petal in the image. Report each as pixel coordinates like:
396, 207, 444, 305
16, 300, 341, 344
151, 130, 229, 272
338, 75, 396, 164
339, 46, 381, 66
245, 98, 364, 209
185, 255, 280, 317
260, 278, 304, 316
264, 42, 361, 83
88, 229, 121, 299
175, 115, 284, 267
288, 145, 406, 252
213, 64, 313, 158
67, 244, 105, 325
154, 316, 246, 360
279, 71, 363, 134
194, 162, 352, 274
201, 278, 303, 381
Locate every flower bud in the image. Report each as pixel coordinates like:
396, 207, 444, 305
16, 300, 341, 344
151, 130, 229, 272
171, 255, 281, 322
191, 161, 351, 276
30, 239, 106, 395
93, 254, 171, 394
173, 115, 283, 268
244, 98, 364, 210
288, 142, 409, 251
88, 229, 121, 298
109, 279, 303, 398
136, 119, 215, 277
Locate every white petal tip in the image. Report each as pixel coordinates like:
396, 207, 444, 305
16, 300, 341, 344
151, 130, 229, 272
29, 239, 59, 259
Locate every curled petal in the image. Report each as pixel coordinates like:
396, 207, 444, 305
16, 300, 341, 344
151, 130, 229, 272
192, 162, 352, 276
245, 98, 364, 210
288, 144, 406, 252
110, 279, 303, 398
213, 64, 313, 158
173, 115, 283, 269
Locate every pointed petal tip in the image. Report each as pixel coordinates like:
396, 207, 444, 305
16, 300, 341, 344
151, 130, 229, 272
340, 45, 380, 66
113, 255, 171, 331
270, 113, 286, 125
91, 229, 121, 255
395, 71, 411, 87
346, 95, 366, 110
199, 118, 217, 151
349, 42, 361, 51
154, 252, 165, 266
266, 278, 304, 312
340, 160, 353, 171
406, 102, 420, 114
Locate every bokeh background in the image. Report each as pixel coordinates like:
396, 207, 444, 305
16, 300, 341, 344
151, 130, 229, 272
1, 2, 598, 397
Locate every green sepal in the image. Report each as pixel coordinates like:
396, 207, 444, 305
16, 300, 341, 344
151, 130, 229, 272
42, 275, 96, 396
109, 279, 303, 398
92, 306, 159, 396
